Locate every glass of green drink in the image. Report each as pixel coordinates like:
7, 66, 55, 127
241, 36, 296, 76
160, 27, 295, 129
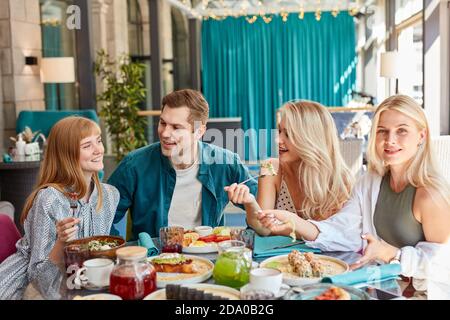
213, 240, 252, 289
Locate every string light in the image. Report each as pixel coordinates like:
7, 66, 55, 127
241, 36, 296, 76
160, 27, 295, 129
195, 0, 357, 24
262, 14, 273, 23
349, 0, 360, 16
298, 8, 304, 19
246, 15, 258, 24
315, 0, 321, 21
315, 10, 321, 21
331, 8, 339, 17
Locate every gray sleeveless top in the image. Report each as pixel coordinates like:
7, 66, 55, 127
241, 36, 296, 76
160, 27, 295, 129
373, 173, 426, 248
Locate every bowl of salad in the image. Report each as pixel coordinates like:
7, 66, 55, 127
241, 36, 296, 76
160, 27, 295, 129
66, 235, 126, 260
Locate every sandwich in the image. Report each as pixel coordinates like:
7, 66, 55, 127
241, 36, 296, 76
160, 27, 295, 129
151, 253, 197, 273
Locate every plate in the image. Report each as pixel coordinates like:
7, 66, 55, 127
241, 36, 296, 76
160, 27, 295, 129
182, 243, 218, 254
240, 283, 290, 299
80, 282, 109, 291
259, 254, 349, 286
143, 284, 240, 300
72, 293, 122, 300
147, 254, 214, 288
284, 283, 370, 300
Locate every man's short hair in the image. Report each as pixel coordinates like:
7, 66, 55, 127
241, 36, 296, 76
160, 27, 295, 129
161, 89, 209, 126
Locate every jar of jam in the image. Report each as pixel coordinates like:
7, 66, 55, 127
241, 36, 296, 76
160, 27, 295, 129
109, 246, 157, 300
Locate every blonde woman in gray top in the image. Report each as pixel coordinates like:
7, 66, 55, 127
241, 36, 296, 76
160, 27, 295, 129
0, 117, 120, 300
225, 100, 354, 235
259, 95, 450, 298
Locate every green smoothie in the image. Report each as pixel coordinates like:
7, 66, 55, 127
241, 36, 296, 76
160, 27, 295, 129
213, 251, 251, 288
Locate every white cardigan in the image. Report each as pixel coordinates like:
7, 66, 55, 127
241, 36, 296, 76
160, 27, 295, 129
305, 172, 450, 299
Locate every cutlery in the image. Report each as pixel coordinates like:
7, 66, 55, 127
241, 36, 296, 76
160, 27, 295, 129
271, 241, 305, 250
238, 174, 262, 185
68, 192, 78, 217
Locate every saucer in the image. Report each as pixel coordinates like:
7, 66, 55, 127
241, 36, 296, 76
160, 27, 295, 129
74, 278, 109, 291
82, 282, 109, 291
240, 283, 290, 299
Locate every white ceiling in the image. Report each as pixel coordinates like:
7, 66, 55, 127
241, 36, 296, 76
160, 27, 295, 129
166, 0, 376, 19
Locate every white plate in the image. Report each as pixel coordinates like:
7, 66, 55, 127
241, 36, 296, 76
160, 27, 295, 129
182, 243, 218, 254
143, 283, 240, 300
147, 254, 214, 288
259, 254, 349, 286
240, 283, 290, 299
73, 293, 122, 300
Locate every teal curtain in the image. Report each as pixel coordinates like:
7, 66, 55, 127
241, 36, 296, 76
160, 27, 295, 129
202, 12, 357, 160
42, 24, 64, 110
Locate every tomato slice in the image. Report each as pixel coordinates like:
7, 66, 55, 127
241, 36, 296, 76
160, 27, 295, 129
198, 234, 217, 242
214, 236, 231, 242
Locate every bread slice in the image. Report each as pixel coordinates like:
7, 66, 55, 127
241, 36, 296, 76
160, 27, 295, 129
152, 259, 197, 273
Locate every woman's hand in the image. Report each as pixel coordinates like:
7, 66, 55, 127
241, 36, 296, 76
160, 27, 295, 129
224, 183, 255, 205
350, 233, 399, 270
257, 209, 298, 237
56, 217, 80, 243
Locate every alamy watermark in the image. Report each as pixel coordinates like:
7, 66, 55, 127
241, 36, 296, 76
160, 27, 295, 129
168, 121, 279, 166
66, 5, 81, 30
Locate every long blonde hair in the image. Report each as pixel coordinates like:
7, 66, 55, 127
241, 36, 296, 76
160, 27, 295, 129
278, 100, 354, 220
367, 94, 450, 206
21, 116, 103, 224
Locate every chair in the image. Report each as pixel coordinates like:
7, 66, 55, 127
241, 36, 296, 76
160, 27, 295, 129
431, 135, 450, 184
16, 109, 99, 137
0, 201, 14, 222
339, 138, 364, 178
0, 214, 21, 263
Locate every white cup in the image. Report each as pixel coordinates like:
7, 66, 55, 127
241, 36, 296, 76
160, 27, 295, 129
75, 258, 114, 288
194, 226, 213, 237
249, 268, 283, 295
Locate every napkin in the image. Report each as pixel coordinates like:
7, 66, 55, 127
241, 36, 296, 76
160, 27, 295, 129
253, 235, 321, 260
321, 264, 402, 286
138, 232, 159, 257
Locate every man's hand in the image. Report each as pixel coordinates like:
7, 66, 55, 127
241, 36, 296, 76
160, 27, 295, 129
224, 183, 255, 205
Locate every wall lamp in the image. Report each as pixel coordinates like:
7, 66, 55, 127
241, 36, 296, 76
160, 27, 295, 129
25, 56, 38, 65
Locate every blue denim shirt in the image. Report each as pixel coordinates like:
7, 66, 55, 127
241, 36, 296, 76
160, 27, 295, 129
108, 141, 257, 239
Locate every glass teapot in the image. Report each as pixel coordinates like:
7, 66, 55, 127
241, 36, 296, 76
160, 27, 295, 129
213, 240, 252, 289
109, 246, 157, 300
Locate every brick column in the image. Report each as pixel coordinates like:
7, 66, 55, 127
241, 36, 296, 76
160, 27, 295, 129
0, 0, 44, 154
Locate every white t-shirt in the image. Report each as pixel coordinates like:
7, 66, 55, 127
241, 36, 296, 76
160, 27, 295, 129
167, 163, 202, 229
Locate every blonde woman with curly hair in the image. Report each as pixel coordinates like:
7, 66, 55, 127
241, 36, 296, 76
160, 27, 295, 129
225, 100, 354, 235
0, 117, 120, 300
258, 95, 450, 298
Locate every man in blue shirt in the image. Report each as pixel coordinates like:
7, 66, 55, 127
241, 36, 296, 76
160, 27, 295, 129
108, 89, 257, 238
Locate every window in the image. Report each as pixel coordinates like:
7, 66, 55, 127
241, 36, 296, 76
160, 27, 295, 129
395, 1, 423, 106
39, 0, 79, 110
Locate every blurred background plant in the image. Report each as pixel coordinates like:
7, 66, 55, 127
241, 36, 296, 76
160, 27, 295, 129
94, 49, 148, 162
9, 127, 40, 144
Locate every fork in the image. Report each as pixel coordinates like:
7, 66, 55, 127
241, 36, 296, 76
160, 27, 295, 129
271, 241, 305, 250
238, 174, 262, 185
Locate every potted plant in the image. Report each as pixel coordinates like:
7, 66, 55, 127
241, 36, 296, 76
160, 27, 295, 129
94, 50, 148, 171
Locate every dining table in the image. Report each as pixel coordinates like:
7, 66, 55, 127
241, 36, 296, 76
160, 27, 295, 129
30, 237, 408, 301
